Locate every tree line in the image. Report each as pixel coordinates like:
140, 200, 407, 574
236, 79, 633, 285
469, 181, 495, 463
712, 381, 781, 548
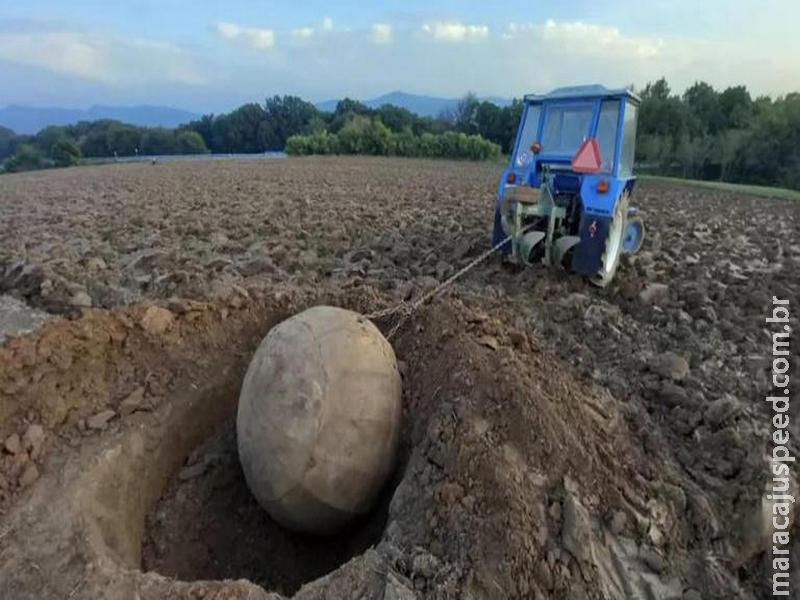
1, 81, 799, 190
635, 79, 800, 190
174, 95, 507, 160
0, 95, 509, 171
0, 120, 209, 172
285, 115, 501, 160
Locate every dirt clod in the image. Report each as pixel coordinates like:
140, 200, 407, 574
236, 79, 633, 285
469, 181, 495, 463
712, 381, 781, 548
4, 433, 21, 455
87, 409, 116, 430
639, 282, 669, 305
119, 387, 146, 417
22, 424, 44, 453
19, 464, 38, 487
140, 306, 174, 334
70, 290, 92, 308
651, 351, 690, 380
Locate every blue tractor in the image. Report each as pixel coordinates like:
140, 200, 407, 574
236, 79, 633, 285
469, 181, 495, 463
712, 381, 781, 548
493, 85, 645, 286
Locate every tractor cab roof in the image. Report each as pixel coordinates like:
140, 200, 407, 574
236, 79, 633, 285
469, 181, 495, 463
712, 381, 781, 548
523, 85, 641, 105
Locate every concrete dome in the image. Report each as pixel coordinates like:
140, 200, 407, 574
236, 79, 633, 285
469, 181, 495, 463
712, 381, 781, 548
236, 306, 402, 534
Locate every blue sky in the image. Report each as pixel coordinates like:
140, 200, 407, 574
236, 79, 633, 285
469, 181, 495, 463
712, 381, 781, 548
1, 1, 797, 112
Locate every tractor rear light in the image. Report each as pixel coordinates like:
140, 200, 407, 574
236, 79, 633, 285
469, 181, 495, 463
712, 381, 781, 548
531, 142, 541, 154
506, 172, 516, 184
596, 179, 609, 194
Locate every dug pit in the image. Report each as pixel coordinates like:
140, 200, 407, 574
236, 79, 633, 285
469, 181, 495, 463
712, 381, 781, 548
0, 287, 413, 599
141, 418, 394, 596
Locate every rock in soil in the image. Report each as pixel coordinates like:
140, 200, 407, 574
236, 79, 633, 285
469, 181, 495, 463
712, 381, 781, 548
119, 387, 146, 417
18, 464, 38, 487
140, 306, 175, 335
22, 424, 44, 453
650, 352, 690, 381
4, 433, 21, 455
87, 410, 116, 430
0, 295, 54, 344
639, 283, 669, 305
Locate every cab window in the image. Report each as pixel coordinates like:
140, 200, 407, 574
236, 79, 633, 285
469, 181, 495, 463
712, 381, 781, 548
541, 103, 593, 155
595, 100, 620, 174
513, 104, 541, 168
619, 102, 638, 177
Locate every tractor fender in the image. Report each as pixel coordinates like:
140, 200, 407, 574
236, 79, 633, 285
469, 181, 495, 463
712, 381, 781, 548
579, 175, 637, 217
571, 214, 611, 275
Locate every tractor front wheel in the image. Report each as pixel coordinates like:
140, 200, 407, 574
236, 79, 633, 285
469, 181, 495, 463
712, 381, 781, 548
622, 216, 645, 255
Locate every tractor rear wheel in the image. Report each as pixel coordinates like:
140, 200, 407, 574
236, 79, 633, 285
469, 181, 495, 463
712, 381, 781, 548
590, 192, 628, 287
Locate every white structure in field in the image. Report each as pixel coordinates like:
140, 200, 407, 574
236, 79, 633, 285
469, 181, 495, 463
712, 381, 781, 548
237, 306, 402, 534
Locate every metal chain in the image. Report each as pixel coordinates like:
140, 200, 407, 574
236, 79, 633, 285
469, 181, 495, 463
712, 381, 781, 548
366, 232, 519, 340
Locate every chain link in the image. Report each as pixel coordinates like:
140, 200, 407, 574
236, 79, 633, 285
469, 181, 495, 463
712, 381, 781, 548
366, 233, 519, 340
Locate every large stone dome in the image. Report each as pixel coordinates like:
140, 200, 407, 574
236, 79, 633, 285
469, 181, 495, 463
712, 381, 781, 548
236, 306, 402, 534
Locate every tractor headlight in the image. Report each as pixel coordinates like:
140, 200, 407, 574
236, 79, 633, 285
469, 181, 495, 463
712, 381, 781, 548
515, 150, 531, 167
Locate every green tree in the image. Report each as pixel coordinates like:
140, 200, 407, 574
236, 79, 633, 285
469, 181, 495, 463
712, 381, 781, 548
50, 139, 82, 167
638, 78, 688, 136
285, 135, 310, 155
327, 98, 373, 133
185, 114, 215, 150
719, 86, 753, 129
683, 81, 724, 135
225, 103, 267, 152
337, 115, 391, 155
176, 130, 210, 154
262, 95, 319, 149
36, 126, 68, 155
732, 93, 800, 189
105, 122, 141, 156
211, 114, 236, 153
140, 128, 177, 155
375, 104, 417, 133
4, 144, 47, 172
455, 92, 480, 134
80, 125, 112, 157
0, 125, 18, 160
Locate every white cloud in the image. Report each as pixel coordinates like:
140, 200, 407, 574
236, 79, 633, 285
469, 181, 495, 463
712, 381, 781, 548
291, 27, 314, 43
216, 21, 240, 40
539, 19, 662, 59
0, 29, 206, 85
369, 23, 393, 45
216, 21, 275, 50
322, 17, 334, 32
500, 20, 663, 59
0, 31, 112, 81
421, 21, 489, 42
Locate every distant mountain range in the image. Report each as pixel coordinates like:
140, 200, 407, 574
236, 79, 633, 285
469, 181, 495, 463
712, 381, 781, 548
0, 105, 202, 135
0, 92, 513, 135
315, 91, 513, 117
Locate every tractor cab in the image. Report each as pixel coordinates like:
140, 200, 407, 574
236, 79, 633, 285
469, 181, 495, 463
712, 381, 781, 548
493, 85, 644, 286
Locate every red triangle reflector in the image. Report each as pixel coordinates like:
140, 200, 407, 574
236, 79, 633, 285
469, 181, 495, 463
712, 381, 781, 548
571, 138, 602, 174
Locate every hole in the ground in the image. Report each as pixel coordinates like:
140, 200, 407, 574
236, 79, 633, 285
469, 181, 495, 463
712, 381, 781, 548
72, 300, 413, 596
141, 417, 394, 596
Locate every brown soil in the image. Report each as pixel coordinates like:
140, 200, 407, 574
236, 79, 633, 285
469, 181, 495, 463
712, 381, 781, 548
141, 419, 393, 596
0, 157, 798, 599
